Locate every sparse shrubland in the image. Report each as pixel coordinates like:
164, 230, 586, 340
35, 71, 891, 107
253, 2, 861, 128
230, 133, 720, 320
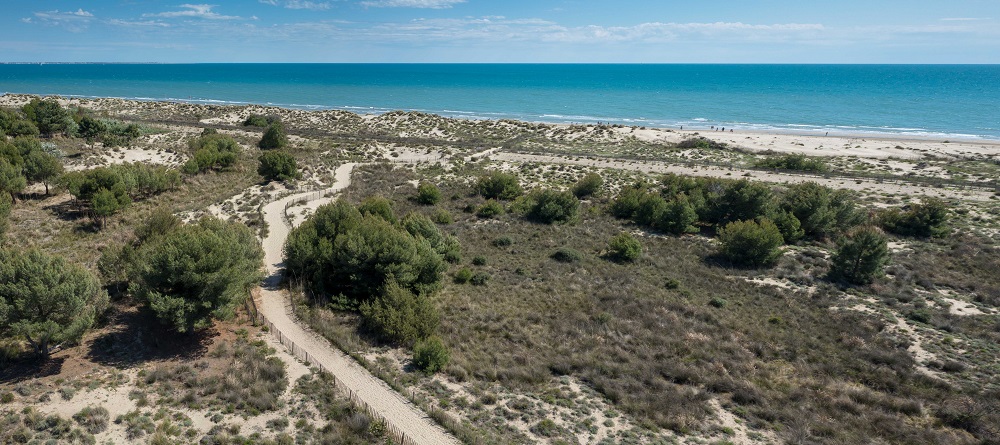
182, 130, 241, 174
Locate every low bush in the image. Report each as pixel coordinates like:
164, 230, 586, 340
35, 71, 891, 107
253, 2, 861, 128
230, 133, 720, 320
475, 171, 522, 200
551, 247, 583, 263
258, 151, 301, 182
476, 200, 504, 218
412, 336, 450, 373
717, 218, 784, 267
359, 282, 439, 345
72, 406, 109, 434
756, 153, 828, 173
521, 188, 580, 224
415, 182, 441, 205
608, 233, 642, 263
830, 226, 890, 285
572, 172, 603, 198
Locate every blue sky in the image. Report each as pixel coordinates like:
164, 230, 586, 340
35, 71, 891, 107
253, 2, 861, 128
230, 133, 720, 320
2, 1, 998, 63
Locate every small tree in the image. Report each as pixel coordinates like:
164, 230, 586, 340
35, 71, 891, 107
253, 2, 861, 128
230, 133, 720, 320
258, 122, 288, 150
130, 217, 264, 333
608, 233, 642, 263
77, 116, 107, 142
258, 151, 300, 182
412, 336, 450, 373
415, 182, 441, 205
0, 159, 26, 200
523, 189, 579, 224
710, 180, 774, 225
572, 172, 603, 198
880, 198, 949, 238
475, 171, 522, 200
359, 282, 440, 346
90, 188, 122, 228
657, 196, 699, 235
476, 199, 504, 218
0, 192, 11, 239
830, 226, 890, 285
23, 148, 63, 195
0, 249, 108, 356
717, 218, 784, 267
358, 195, 397, 223
22, 98, 72, 137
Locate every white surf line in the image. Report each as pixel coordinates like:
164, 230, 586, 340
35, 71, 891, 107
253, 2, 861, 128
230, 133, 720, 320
258, 162, 460, 445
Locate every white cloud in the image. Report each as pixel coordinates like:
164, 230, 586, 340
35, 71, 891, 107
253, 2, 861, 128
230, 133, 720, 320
144, 4, 242, 20
286, 1, 333, 10
361, 0, 465, 9
106, 19, 171, 28
23, 9, 96, 32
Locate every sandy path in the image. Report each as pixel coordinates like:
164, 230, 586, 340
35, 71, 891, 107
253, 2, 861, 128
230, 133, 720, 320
258, 163, 459, 445
494, 152, 995, 201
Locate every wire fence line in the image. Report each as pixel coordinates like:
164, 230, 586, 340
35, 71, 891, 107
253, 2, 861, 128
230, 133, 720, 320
282, 188, 335, 226
255, 312, 418, 445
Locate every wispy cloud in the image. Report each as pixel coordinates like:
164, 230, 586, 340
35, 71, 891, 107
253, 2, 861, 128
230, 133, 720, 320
106, 19, 171, 28
261, 0, 334, 10
21, 9, 95, 32
361, 0, 466, 9
143, 4, 242, 20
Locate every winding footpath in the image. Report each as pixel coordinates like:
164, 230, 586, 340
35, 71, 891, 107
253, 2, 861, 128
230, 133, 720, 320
258, 162, 460, 445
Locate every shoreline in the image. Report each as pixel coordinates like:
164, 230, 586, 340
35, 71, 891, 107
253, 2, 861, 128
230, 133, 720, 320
3, 91, 999, 146
2, 93, 999, 162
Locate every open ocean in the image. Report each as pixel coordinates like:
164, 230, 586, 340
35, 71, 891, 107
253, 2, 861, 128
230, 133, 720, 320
1, 64, 999, 140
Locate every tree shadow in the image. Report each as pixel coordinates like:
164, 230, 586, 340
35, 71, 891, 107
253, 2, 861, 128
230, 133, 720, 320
0, 356, 66, 384
85, 305, 217, 369
43, 198, 87, 222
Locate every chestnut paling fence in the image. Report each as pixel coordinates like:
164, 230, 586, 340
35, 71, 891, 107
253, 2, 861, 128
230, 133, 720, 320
254, 312, 418, 445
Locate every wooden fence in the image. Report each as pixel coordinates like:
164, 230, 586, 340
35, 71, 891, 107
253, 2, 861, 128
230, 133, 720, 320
255, 312, 418, 445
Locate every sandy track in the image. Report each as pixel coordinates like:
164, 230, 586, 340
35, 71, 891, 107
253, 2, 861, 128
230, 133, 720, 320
258, 163, 459, 445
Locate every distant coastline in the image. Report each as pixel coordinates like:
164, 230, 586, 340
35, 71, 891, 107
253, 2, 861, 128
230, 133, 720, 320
2, 63, 999, 142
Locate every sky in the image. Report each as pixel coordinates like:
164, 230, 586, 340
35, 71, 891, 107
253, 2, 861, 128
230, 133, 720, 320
1, 1, 998, 63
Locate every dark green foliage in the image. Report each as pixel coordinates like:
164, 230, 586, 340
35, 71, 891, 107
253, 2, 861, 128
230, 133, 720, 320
830, 226, 890, 285
492, 236, 513, 247
633, 192, 666, 227
431, 208, 453, 224
771, 209, 804, 243
0, 193, 10, 239
76, 116, 106, 141
608, 233, 642, 263
22, 146, 62, 194
572, 172, 603, 198
415, 181, 441, 205
453, 268, 472, 284
551, 247, 582, 263
475, 171, 522, 200
258, 122, 288, 150
135, 207, 182, 243
677, 137, 724, 149
709, 180, 774, 226
658, 196, 700, 235
0, 249, 108, 356
472, 256, 487, 266
469, 272, 490, 286
257, 151, 300, 182
756, 153, 828, 172
412, 336, 450, 373
879, 198, 949, 238
476, 199, 504, 218
609, 185, 646, 219
358, 194, 397, 223
22, 98, 72, 137
285, 199, 446, 305
90, 188, 124, 228
359, 281, 440, 345
401, 212, 462, 263
130, 217, 264, 332
242, 114, 278, 127
182, 132, 240, 174
0, 109, 39, 138
521, 188, 580, 224
0, 159, 25, 198
780, 182, 859, 239
717, 218, 784, 267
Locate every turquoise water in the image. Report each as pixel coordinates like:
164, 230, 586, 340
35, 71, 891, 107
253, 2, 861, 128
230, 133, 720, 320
1, 64, 998, 140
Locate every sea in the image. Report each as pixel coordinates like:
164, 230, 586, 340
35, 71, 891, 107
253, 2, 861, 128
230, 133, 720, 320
1, 64, 999, 141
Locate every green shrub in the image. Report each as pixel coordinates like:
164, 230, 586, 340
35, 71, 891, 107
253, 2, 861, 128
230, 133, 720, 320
879, 198, 949, 238
431, 208, 453, 224
415, 182, 441, 205
830, 226, 890, 285
243, 114, 278, 127
572, 172, 603, 198
756, 153, 828, 173
709, 297, 728, 308
412, 336, 450, 373
358, 195, 397, 223
73, 406, 109, 434
608, 233, 642, 263
475, 171, 522, 200
472, 256, 487, 266
664, 278, 681, 289
551, 248, 582, 263
359, 282, 440, 345
523, 189, 579, 224
453, 268, 473, 284
717, 218, 784, 267
780, 182, 860, 239
476, 200, 504, 218
258, 151, 301, 182
22, 98, 71, 136
470, 272, 490, 286
657, 196, 699, 235
609, 185, 646, 219
492, 236, 513, 247
183, 132, 240, 174
709, 180, 775, 226
258, 122, 288, 149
